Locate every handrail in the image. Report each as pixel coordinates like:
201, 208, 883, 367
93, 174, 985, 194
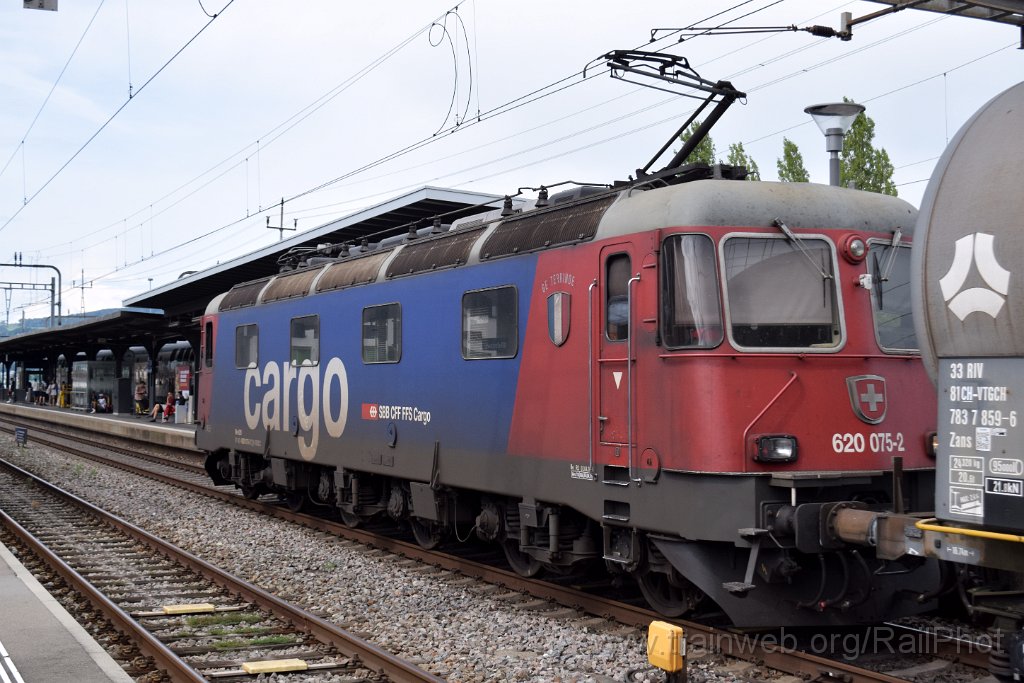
627, 273, 642, 483
915, 518, 1024, 544
741, 371, 798, 458
587, 279, 597, 480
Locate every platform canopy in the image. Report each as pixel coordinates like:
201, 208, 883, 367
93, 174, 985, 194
124, 186, 509, 326
864, 0, 1024, 30
0, 309, 166, 360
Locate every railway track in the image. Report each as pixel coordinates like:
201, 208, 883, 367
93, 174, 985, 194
0, 455, 441, 682
0, 416, 997, 682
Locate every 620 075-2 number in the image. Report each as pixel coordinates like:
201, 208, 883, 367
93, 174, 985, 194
831, 432, 906, 454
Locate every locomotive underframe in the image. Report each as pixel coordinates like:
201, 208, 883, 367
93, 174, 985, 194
208, 444, 938, 626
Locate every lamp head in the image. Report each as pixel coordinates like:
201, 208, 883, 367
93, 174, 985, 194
804, 102, 865, 136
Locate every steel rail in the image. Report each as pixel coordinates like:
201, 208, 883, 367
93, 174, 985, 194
1, 427, 945, 683
0, 414, 206, 475
0, 479, 205, 682
0, 456, 443, 683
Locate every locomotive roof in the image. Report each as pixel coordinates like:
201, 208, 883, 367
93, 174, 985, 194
597, 179, 917, 238
210, 179, 917, 314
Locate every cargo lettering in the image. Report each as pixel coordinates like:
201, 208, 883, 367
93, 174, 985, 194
243, 357, 349, 461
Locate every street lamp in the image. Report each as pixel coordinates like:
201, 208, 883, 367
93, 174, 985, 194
804, 102, 864, 187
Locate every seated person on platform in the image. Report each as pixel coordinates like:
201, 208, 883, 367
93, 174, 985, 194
89, 393, 109, 413
149, 392, 176, 422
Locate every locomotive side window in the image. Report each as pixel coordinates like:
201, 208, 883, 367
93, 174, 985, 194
362, 303, 402, 363
234, 324, 259, 369
203, 321, 214, 368
660, 234, 722, 348
724, 236, 839, 349
462, 286, 517, 359
605, 254, 631, 341
868, 243, 918, 352
290, 315, 320, 366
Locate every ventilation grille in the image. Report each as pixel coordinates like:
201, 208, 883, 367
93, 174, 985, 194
480, 195, 616, 260
220, 280, 267, 311
316, 250, 391, 293
262, 268, 321, 303
386, 227, 484, 279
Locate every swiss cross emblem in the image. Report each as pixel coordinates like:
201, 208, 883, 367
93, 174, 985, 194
846, 375, 887, 425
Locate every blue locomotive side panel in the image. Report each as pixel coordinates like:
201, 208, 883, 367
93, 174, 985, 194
205, 255, 538, 477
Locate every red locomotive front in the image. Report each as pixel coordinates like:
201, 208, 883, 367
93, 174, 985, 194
509, 180, 938, 623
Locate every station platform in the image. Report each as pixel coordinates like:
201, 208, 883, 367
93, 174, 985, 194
0, 401, 197, 452
0, 542, 134, 683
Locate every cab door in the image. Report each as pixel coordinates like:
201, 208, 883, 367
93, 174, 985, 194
196, 316, 215, 430
595, 245, 639, 475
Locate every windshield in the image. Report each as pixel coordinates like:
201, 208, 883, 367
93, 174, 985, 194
724, 236, 840, 349
868, 243, 918, 352
660, 234, 722, 348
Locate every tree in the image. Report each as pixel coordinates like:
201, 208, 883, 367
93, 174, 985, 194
677, 120, 716, 166
726, 142, 760, 180
776, 137, 809, 183
839, 98, 897, 196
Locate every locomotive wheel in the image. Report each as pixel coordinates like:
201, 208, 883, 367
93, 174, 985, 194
635, 568, 697, 618
503, 540, 542, 578
410, 517, 442, 550
339, 509, 362, 528
241, 484, 264, 500
284, 491, 306, 513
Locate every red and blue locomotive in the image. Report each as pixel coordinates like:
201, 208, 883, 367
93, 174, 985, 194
196, 171, 940, 626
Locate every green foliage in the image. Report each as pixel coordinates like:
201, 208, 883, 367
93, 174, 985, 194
776, 137, 809, 183
726, 142, 760, 180
677, 120, 716, 166
677, 121, 762, 180
185, 613, 262, 628
211, 635, 297, 651
839, 98, 897, 196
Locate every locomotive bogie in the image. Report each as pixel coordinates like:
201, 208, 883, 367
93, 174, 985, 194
197, 179, 941, 625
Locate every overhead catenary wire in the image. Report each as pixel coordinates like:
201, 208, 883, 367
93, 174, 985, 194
19, 11, 913, 301
0, 0, 237, 236
28, 0, 770, 284
132, 37, 1018, 294
33, 1, 465, 255
11, 3, 1017, 314
0, 0, 107, 184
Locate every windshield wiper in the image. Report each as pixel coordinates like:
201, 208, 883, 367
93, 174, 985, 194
774, 217, 832, 309
873, 227, 903, 311
773, 218, 832, 281
879, 227, 902, 283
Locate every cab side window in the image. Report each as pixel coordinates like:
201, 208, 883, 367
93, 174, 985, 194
203, 321, 214, 368
606, 254, 631, 341
235, 324, 259, 368
290, 315, 319, 366
363, 303, 402, 363
462, 286, 517, 359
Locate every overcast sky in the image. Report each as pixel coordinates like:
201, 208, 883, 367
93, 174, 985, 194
0, 0, 1020, 321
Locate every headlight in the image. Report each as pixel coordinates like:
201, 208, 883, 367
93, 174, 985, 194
754, 435, 799, 463
841, 235, 867, 263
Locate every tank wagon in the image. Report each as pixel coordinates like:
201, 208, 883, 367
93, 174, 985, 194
195, 171, 942, 626
910, 80, 1024, 677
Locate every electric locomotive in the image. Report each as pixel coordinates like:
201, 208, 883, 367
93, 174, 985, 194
196, 171, 941, 627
